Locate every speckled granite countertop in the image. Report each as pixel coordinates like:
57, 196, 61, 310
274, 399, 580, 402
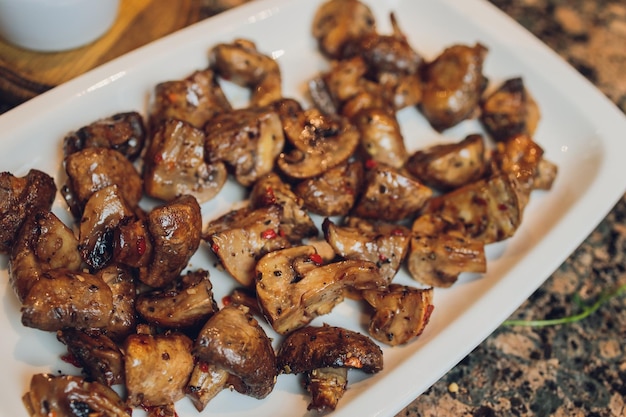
400, 2, 626, 416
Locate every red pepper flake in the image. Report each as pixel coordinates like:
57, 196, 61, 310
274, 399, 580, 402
261, 229, 277, 239
391, 228, 405, 236
365, 159, 378, 169
222, 295, 232, 306
199, 361, 210, 373
378, 254, 388, 262
278, 228, 286, 238
264, 186, 277, 205
60, 353, 82, 368
309, 253, 324, 265
497, 203, 509, 211
424, 304, 435, 325
153, 153, 163, 164
211, 242, 220, 253
136, 236, 146, 255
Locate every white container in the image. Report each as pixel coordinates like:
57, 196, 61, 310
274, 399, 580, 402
0, 0, 119, 52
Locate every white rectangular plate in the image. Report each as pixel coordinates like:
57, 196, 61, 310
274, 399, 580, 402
2, 0, 626, 416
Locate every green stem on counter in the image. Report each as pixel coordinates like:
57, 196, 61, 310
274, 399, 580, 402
503, 283, 626, 327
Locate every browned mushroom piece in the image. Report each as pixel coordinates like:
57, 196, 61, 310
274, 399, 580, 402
21, 268, 113, 332
277, 108, 360, 179
362, 284, 434, 346
225, 286, 262, 316
342, 13, 423, 110
255, 245, 387, 334
294, 159, 364, 217
204, 204, 291, 287
78, 185, 135, 271
144, 119, 227, 203
0, 169, 57, 254
188, 305, 277, 411
112, 214, 153, 269
420, 43, 489, 131
9, 209, 82, 303
139, 194, 202, 288
209, 38, 282, 108
405, 133, 487, 191
491, 133, 557, 195
96, 264, 137, 341
249, 172, 318, 242
62, 147, 143, 219
150, 68, 232, 130
63, 111, 146, 161
276, 324, 383, 412
352, 107, 408, 168
204, 107, 285, 187
22, 373, 130, 417
124, 332, 194, 408
407, 213, 486, 288
57, 329, 125, 386
312, 0, 377, 59
323, 216, 410, 283
352, 162, 433, 222
136, 269, 219, 330
480, 77, 541, 142
422, 173, 526, 244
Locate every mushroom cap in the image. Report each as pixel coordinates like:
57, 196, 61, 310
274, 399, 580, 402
193, 305, 277, 399
277, 324, 383, 375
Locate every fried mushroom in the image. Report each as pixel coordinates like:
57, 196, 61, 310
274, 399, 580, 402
189, 305, 277, 410
0, 169, 57, 254
352, 107, 408, 169
277, 324, 383, 412
22, 373, 129, 417
405, 133, 487, 191
323, 217, 410, 283
420, 43, 489, 131
124, 332, 194, 408
63, 111, 146, 161
407, 214, 486, 288
362, 284, 434, 346
143, 119, 227, 203
255, 245, 387, 334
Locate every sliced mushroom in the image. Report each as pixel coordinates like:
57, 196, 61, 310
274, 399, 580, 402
276, 324, 383, 412
420, 43, 489, 131
9, 209, 82, 303
422, 173, 526, 244
0, 169, 57, 254
204, 107, 285, 187
405, 133, 487, 191
277, 108, 359, 179
352, 162, 433, 222
312, 0, 377, 59
22, 373, 129, 417
144, 119, 227, 203
150, 68, 232, 130
255, 245, 387, 334
323, 216, 410, 283
139, 194, 202, 288
480, 77, 541, 142
63, 111, 146, 161
491, 133, 557, 195
249, 172, 318, 242
407, 213, 486, 288
294, 160, 364, 217
62, 147, 143, 219
57, 329, 125, 386
21, 268, 113, 332
96, 264, 137, 341
189, 305, 277, 410
209, 38, 282, 108
136, 269, 219, 330
353, 107, 408, 168
204, 204, 291, 287
78, 184, 135, 271
362, 284, 434, 346
124, 332, 194, 408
